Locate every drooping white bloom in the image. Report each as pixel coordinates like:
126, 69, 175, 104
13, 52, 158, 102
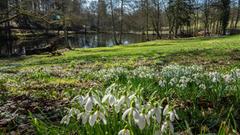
223, 74, 233, 83
169, 122, 174, 134
88, 111, 107, 127
161, 121, 168, 133
89, 113, 97, 127
84, 94, 100, 112
135, 113, 146, 130
71, 95, 86, 106
169, 111, 175, 122
122, 107, 140, 122
118, 129, 130, 135
115, 95, 131, 112
85, 97, 94, 112
102, 93, 117, 106
163, 105, 169, 116
199, 84, 206, 90
148, 106, 162, 123
161, 121, 174, 134
82, 112, 90, 125
159, 80, 166, 87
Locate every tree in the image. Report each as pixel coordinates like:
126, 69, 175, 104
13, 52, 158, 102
167, 0, 194, 37
150, 0, 162, 39
219, 0, 231, 35
235, 0, 240, 28
110, 0, 118, 45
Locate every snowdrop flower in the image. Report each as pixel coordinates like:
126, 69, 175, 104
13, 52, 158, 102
82, 112, 90, 124
71, 95, 86, 106
89, 111, 107, 127
169, 111, 175, 122
115, 95, 131, 112
118, 128, 130, 135
161, 121, 168, 133
199, 84, 206, 90
161, 121, 174, 134
159, 80, 166, 87
163, 105, 169, 116
135, 113, 146, 130
223, 74, 233, 83
122, 102, 140, 122
102, 93, 116, 106
147, 105, 162, 123
84, 94, 100, 112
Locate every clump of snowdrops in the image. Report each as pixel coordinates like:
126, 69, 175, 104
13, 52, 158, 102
61, 84, 179, 135
159, 65, 240, 91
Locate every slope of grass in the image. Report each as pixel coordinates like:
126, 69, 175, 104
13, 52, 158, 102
0, 35, 240, 134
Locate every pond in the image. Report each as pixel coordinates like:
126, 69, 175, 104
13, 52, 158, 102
0, 33, 161, 56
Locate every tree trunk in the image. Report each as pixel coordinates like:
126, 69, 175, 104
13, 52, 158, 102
119, 0, 124, 44
235, 0, 240, 28
110, 0, 118, 45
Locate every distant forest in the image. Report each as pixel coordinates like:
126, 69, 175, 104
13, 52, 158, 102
0, 0, 240, 41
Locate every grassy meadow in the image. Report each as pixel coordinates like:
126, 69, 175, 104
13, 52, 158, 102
1, 35, 240, 134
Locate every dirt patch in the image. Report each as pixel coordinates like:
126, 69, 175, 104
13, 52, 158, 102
0, 94, 68, 134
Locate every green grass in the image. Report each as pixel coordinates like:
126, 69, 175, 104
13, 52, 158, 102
0, 35, 240, 70
1, 35, 240, 135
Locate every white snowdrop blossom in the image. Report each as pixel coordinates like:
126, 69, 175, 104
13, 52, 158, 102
115, 95, 131, 112
84, 94, 100, 112
159, 80, 166, 87
89, 111, 107, 127
118, 129, 130, 135
147, 106, 162, 123
122, 107, 139, 121
102, 93, 117, 106
199, 84, 206, 90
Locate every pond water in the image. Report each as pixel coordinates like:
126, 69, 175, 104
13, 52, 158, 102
0, 33, 160, 56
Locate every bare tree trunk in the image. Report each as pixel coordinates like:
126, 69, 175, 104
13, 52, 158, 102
119, 0, 124, 44
97, 0, 100, 34
235, 0, 240, 28
146, 0, 149, 40
204, 0, 210, 36
110, 0, 118, 45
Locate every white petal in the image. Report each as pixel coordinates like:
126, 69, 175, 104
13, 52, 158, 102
118, 130, 124, 135
122, 108, 132, 121
163, 105, 169, 116
82, 113, 89, 124
118, 96, 125, 106
155, 109, 161, 123
118, 129, 130, 135
145, 115, 150, 126
169, 122, 174, 134
147, 109, 154, 119
125, 129, 130, 135
99, 112, 107, 125
85, 98, 93, 112
161, 122, 167, 133
102, 94, 109, 103
174, 110, 179, 120
133, 110, 140, 121
129, 94, 136, 100
170, 111, 175, 122
114, 102, 121, 113
136, 114, 146, 130
89, 113, 97, 127
109, 95, 116, 106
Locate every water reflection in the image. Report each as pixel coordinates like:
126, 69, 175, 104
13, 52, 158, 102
0, 33, 158, 56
